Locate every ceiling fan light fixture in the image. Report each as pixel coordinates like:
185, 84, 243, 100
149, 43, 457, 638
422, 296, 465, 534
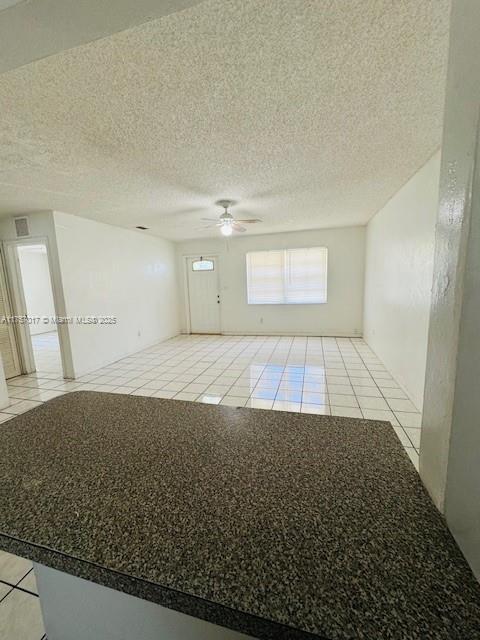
199, 199, 261, 235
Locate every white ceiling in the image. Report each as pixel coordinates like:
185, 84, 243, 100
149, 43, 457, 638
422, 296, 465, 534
0, 0, 450, 241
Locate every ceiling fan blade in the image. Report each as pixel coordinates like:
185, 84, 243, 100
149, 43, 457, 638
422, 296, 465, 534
235, 218, 262, 224
232, 222, 247, 232
201, 218, 222, 222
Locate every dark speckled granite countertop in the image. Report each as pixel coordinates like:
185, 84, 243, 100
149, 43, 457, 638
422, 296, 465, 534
0, 391, 479, 639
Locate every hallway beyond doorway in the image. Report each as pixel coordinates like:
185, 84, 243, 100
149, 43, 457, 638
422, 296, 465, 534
31, 331, 62, 376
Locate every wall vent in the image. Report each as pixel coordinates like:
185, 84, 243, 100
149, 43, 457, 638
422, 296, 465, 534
14, 216, 30, 238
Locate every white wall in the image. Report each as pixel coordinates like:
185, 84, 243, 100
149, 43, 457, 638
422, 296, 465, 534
421, 0, 480, 578
363, 152, 441, 410
177, 226, 365, 337
17, 245, 56, 335
53, 212, 180, 377
0, 211, 74, 378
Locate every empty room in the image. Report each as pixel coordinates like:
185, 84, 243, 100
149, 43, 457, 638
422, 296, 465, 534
0, 1, 479, 639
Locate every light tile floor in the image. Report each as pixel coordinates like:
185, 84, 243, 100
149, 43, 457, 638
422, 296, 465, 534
0, 334, 422, 637
31, 331, 62, 376
0, 551, 44, 640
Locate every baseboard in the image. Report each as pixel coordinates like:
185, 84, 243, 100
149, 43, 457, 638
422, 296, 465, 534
362, 336, 421, 411
180, 330, 363, 338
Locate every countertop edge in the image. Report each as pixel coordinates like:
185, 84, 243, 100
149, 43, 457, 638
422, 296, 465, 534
0, 533, 325, 640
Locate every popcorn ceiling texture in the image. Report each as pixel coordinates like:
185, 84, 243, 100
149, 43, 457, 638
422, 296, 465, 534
0, 0, 450, 240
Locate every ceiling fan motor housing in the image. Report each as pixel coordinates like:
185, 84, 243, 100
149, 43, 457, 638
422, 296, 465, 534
199, 198, 260, 233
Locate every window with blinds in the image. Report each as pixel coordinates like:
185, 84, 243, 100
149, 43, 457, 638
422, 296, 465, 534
246, 247, 328, 305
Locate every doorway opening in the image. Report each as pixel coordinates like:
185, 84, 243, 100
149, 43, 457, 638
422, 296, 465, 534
13, 242, 64, 378
185, 255, 221, 334
0, 248, 21, 379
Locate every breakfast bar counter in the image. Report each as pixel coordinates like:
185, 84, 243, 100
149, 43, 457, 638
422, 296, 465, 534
0, 391, 479, 639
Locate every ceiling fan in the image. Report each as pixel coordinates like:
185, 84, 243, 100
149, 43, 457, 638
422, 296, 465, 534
201, 200, 262, 236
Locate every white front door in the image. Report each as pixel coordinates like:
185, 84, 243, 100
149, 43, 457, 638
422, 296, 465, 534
186, 256, 221, 334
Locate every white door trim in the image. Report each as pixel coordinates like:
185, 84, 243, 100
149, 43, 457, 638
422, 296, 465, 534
0, 247, 21, 378
182, 254, 221, 334
3, 241, 36, 373
2, 237, 72, 378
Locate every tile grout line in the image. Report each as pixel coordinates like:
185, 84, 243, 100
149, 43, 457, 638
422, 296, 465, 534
2, 335, 420, 467
350, 340, 420, 452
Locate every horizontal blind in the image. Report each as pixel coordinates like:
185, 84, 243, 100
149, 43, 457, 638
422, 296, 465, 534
246, 247, 327, 304
246, 250, 284, 304
285, 247, 327, 303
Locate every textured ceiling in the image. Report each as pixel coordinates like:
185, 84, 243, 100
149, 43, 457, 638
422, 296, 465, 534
0, 0, 450, 241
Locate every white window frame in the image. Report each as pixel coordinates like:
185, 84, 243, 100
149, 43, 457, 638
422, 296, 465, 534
246, 247, 328, 305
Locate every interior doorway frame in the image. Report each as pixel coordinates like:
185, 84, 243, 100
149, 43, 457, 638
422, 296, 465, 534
2, 236, 70, 378
182, 254, 222, 335
0, 246, 22, 378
